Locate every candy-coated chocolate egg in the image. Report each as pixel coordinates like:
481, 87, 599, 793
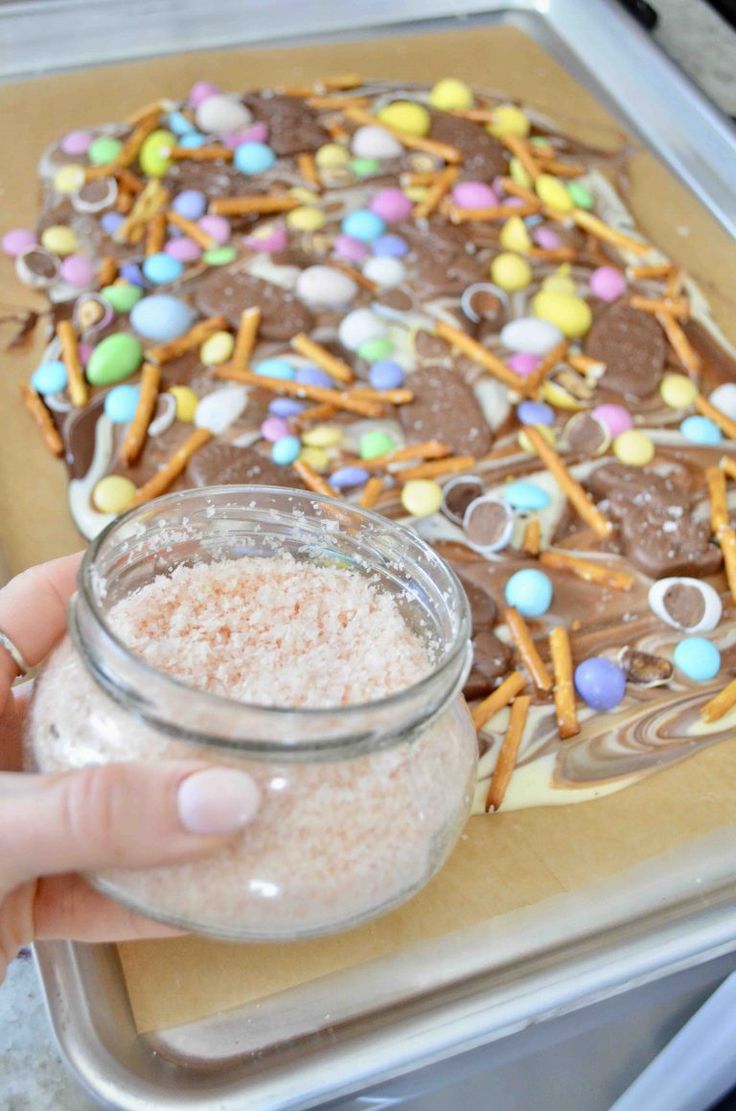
377, 101, 431, 137
541, 271, 577, 297
31, 360, 68, 395
333, 234, 369, 264
295, 366, 332, 388
660, 372, 697, 409
709, 383, 736, 421
270, 397, 305, 418
499, 216, 531, 253
254, 358, 296, 381
680, 415, 722, 445
142, 252, 184, 285
508, 157, 532, 188
673, 637, 720, 683
452, 181, 497, 210
299, 446, 330, 472
86, 334, 143, 387
104, 384, 140, 423
60, 255, 95, 287
101, 282, 143, 313
302, 425, 344, 448
316, 143, 350, 168
188, 80, 221, 107
500, 317, 564, 355
491, 252, 532, 292
261, 416, 291, 442
613, 428, 655, 466
234, 141, 276, 174
401, 479, 443, 517
533, 226, 562, 250
503, 480, 551, 511
487, 104, 530, 138
369, 187, 412, 223
461, 496, 514, 554
271, 435, 301, 466
504, 568, 553, 618
429, 78, 473, 110
60, 129, 93, 155
532, 291, 592, 338
194, 386, 248, 434
331, 465, 371, 490
295, 265, 358, 308
54, 164, 86, 194
198, 214, 230, 244
363, 256, 405, 288
200, 331, 235, 365
341, 209, 386, 242
358, 337, 393, 362
567, 181, 594, 209
202, 246, 237, 266
574, 657, 626, 710
591, 403, 633, 437
88, 135, 123, 165
589, 266, 626, 301
130, 294, 193, 342
92, 475, 137, 514
350, 125, 403, 160
508, 353, 540, 378
169, 385, 199, 422
195, 94, 252, 134
516, 400, 555, 427
139, 129, 176, 177
172, 189, 207, 220
2, 228, 36, 257
165, 238, 202, 263
372, 234, 409, 257
40, 225, 78, 256
648, 577, 722, 634
369, 360, 404, 390
360, 429, 396, 459
535, 173, 574, 213
338, 309, 388, 352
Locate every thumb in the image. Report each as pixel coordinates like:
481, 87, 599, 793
0, 762, 261, 885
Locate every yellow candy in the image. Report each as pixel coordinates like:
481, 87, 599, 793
377, 100, 431, 137
488, 104, 530, 138
532, 291, 592, 339
613, 429, 655, 467
286, 206, 326, 231
660, 372, 698, 409
541, 380, 587, 412
302, 425, 344, 449
535, 173, 574, 214
200, 331, 234, 366
168, 385, 198, 422
139, 129, 175, 177
40, 225, 78, 256
509, 157, 532, 189
289, 186, 319, 204
404, 186, 428, 203
519, 425, 556, 453
92, 475, 137, 514
429, 78, 473, 111
54, 164, 85, 194
499, 216, 531, 254
299, 446, 329, 472
315, 143, 350, 168
401, 479, 443, 518
491, 252, 533, 292
541, 268, 577, 297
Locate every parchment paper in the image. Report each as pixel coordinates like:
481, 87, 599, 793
1, 25, 735, 1035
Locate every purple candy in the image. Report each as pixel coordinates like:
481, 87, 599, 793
100, 211, 125, 235
517, 400, 554, 426
172, 189, 207, 220
198, 214, 230, 244
589, 265, 626, 302
269, 397, 306, 418
371, 234, 408, 258
189, 80, 221, 107
223, 122, 269, 148
60, 255, 94, 287
591, 403, 633, 437
452, 181, 497, 210
78, 342, 93, 367
119, 262, 147, 288
369, 187, 413, 224
574, 657, 627, 711
369, 360, 404, 390
2, 228, 37, 257
296, 365, 333, 388
533, 226, 562, 250
261, 416, 291, 442
505, 196, 525, 208
165, 237, 202, 263
507, 352, 540, 377
330, 466, 370, 490
60, 129, 93, 155
333, 234, 369, 264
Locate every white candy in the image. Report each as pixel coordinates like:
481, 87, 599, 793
500, 316, 564, 355
709, 383, 736, 422
338, 308, 388, 352
195, 95, 252, 134
295, 265, 358, 308
194, 386, 248, 434
648, 577, 722, 635
362, 256, 405, 289
350, 125, 403, 160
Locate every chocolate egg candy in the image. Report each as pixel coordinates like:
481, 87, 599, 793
130, 295, 194, 342
504, 568, 553, 618
673, 637, 720, 683
350, 125, 403, 160
503, 481, 550, 512
194, 386, 248, 434
295, 265, 358, 308
441, 474, 484, 525
338, 308, 388, 352
401, 479, 443, 518
709, 383, 736, 422
86, 334, 143, 386
195, 94, 252, 134
463, 496, 515, 555
648, 577, 722, 634
500, 316, 564, 355
574, 657, 627, 711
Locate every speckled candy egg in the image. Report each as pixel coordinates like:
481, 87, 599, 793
363, 256, 405, 288
295, 265, 358, 308
369, 188, 412, 223
574, 657, 627, 711
195, 94, 252, 134
194, 386, 248, 434
130, 295, 194, 342
86, 334, 143, 387
338, 309, 388, 352
500, 317, 564, 356
351, 125, 403, 160
452, 182, 497, 210
589, 266, 626, 301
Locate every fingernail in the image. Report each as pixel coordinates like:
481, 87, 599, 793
177, 768, 261, 835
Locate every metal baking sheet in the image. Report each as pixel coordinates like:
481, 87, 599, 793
12, 0, 736, 1106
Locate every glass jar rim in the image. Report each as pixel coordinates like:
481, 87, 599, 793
73, 485, 472, 756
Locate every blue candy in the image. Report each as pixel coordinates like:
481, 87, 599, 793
673, 637, 721, 682
504, 568, 553, 618
269, 397, 306, 418
295, 365, 333, 388
330, 466, 370, 490
167, 111, 196, 136
142, 252, 184, 285
271, 435, 301, 465
341, 209, 386, 243
574, 657, 627, 711
177, 132, 207, 149
104, 383, 140, 423
369, 360, 404, 390
255, 358, 296, 381
31, 360, 68, 394
119, 262, 147, 288
517, 400, 555, 427
130, 295, 194, 342
100, 211, 125, 235
503, 480, 551, 511
234, 141, 276, 175
371, 234, 408, 257
172, 189, 207, 220
680, 415, 722, 446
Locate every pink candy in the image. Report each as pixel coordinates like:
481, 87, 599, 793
60, 255, 94, 287
198, 214, 230, 244
533, 227, 562, 250
78, 342, 93, 367
188, 81, 221, 108
2, 228, 37, 257
369, 188, 412, 224
452, 181, 497, 210
222, 122, 269, 149
333, 234, 369, 264
589, 265, 626, 302
507, 352, 541, 377
245, 225, 288, 253
165, 237, 202, 263
591, 403, 633, 437
261, 416, 291, 442
60, 129, 93, 155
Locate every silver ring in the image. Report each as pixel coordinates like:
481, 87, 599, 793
0, 628, 32, 677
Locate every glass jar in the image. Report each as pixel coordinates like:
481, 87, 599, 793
26, 486, 477, 941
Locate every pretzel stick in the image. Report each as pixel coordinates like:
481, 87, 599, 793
296, 151, 321, 189
114, 168, 145, 194
720, 527, 736, 602
534, 157, 586, 178
504, 606, 551, 690
448, 202, 540, 222
324, 120, 349, 142
401, 170, 446, 186
696, 394, 736, 440
359, 476, 385, 509
343, 107, 463, 164
522, 518, 541, 555
209, 195, 301, 216
347, 387, 414, 405
146, 315, 229, 365
654, 309, 702, 373
98, 256, 118, 286
568, 354, 605, 376
360, 440, 450, 471
539, 550, 632, 590
720, 456, 736, 481
528, 246, 577, 263
501, 133, 540, 181
165, 209, 216, 249
323, 73, 363, 91
701, 678, 736, 724
114, 180, 169, 242
230, 307, 260, 369
525, 427, 612, 538
472, 670, 526, 730
130, 427, 212, 507
293, 403, 338, 426
448, 108, 496, 121
145, 211, 167, 256
414, 166, 457, 220
126, 98, 165, 125
214, 366, 382, 417
549, 626, 580, 739
120, 363, 161, 465
434, 319, 529, 393
568, 209, 650, 256
706, 466, 729, 535
628, 262, 675, 281
630, 294, 689, 320
666, 268, 684, 297
293, 459, 336, 498
56, 320, 88, 407
525, 340, 568, 394
306, 95, 371, 110
20, 385, 64, 456
331, 261, 376, 292
114, 111, 161, 168
291, 333, 354, 384
485, 694, 530, 812
399, 456, 476, 481
170, 145, 234, 162
115, 187, 134, 214
497, 177, 539, 204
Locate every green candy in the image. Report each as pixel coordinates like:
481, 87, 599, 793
567, 181, 594, 209
139, 129, 176, 178
87, 334, 143, 387
202, 246, 237, 266
100, 282, 144, 313
358, 337, 393, 362
359, 429, 397, 460
88, 136, 124, 165
350, 158, 380, 176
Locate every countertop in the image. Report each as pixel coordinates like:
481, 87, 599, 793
1, 2, 735, 1108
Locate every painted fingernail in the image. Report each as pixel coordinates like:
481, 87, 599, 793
177, 768, 261, 834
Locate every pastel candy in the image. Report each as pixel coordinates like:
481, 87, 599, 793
331, 466, 370, 489
589, 266, 626, 301
363, 256, 405, 288
709, 383, 736, 421
338, 309, 387, 352
377, 101, 430, 137
104, 384, 140, 423
503, 480, 551, 510
92, 475, 137, 514
86, 334, 143, 386
139, 129, 176, 177
369, 188, 413, 223
195, 94, 252, 134
2, 228, 36, 257
31, 360, 67, 394
429, 78, 473, 110
194, 386, 248, 434
535, 173, 574, 213
130, 295, 194, 341
101, 282, 144, 313
295, 265, 358, 308
351, 125, 403, 160
200, 331, 235, 365
500, 316, 564, 355
532, 291, 592, 338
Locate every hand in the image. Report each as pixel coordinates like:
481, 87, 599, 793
0, 554, 261, 982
